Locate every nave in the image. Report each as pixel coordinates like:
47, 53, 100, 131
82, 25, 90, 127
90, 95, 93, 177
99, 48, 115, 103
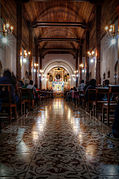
0, 98, 119, 179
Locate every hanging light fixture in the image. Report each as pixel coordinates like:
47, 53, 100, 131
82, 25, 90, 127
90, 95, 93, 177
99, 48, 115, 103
104, 24, 116, 36
0, 1, 14, 45
1, 23, 14, 36
20, 49, 31, 58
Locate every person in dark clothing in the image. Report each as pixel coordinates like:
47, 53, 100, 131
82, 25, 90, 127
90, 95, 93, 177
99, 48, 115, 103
0, 70, 12, 84
85, 79, 96, 101
0, 70, 18, 111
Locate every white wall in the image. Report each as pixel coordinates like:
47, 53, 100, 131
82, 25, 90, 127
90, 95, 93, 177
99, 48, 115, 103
0, 33, 16, 76
100, 20, 118, 84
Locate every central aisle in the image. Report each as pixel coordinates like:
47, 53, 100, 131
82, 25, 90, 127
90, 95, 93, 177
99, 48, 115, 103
0, 98, 119, 179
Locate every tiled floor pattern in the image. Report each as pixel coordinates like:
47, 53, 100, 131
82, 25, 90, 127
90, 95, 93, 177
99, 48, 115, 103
0, 98, 119, 179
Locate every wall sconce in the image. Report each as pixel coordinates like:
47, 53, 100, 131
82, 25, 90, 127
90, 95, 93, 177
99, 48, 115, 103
39, 69, 44, 73
34, 63, 39, 67
79, 63, 84, 68
74, 70, 78, 74
105, 23, 119, 40
87, 50, 95, 57
104, 24, 116, 36
0, 22, 14, 36
20, 49, 31, 58
72, 74, 76, 77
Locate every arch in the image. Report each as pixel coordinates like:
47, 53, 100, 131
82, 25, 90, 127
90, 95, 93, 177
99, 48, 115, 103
42, 59, 75, 89
43, 59, 74, 76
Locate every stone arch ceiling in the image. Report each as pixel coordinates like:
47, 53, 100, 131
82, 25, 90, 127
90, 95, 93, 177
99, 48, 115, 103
24, 0, 94, 49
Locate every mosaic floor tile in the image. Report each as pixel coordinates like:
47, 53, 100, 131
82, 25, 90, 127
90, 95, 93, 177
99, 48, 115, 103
0, 99, 119, 179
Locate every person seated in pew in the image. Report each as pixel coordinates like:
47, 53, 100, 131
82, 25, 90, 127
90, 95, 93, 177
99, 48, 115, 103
0, 69, 19, 112
27, 80, 38, 107
85, 79, 96, 101
103, 79, 109, 87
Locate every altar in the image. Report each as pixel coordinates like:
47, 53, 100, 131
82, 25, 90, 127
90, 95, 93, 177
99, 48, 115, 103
52, 81, 64, 93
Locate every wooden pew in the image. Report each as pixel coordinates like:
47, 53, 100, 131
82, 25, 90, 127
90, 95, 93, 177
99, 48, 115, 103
20, 88, 34, 113
0, 84, 17, 122
102, 85, 119, 125
93, 87, 109, 117
19, 87, 25, 115
86, 89, 96, 113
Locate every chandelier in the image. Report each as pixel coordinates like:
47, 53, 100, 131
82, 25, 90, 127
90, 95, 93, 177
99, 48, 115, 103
0, 23, 14, 36
20, 49, 31, 58
104, 24, 119, 37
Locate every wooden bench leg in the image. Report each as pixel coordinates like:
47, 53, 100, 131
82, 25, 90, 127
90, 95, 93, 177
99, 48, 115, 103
15, 107, 17, 120
24, 103, 25, 115
21, 103, 22, 115
9, 107, 12, 123
102, 107, 105, 123
107, 108, 110, 126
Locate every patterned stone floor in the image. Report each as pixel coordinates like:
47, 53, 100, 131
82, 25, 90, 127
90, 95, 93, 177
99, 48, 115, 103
0, 98, 119, 179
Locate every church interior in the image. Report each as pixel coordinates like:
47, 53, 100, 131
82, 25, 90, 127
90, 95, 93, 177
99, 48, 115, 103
0, 0, 119, 178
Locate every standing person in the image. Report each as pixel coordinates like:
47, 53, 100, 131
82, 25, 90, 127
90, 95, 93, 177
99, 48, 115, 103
78, 80, 85, 92
27, 80, 38, 107
78, 80, 85, 105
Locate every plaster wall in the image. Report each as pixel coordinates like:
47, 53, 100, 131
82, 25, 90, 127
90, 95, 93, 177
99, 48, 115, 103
0, 34, 16, 76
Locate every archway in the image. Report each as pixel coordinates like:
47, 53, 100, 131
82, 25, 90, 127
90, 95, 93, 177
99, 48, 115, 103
42, 59, 75, 90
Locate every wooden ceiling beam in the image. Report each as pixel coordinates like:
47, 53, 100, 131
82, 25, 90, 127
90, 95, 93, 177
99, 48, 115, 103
32, 21, 87, 29
38, 38, 80, 43
41, 48, 77, 52
22, 0, 95, 3
41, 51, 76, 58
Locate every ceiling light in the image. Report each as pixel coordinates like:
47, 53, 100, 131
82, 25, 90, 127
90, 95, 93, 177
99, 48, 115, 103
90, 58, 94, 63
110, 38, 116, 45
23, 58, 27, 63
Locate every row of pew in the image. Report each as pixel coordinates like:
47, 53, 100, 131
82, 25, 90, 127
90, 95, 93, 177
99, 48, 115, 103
87, 85, 119, 125
66, 85, 119, 126
0, 84, 53, 131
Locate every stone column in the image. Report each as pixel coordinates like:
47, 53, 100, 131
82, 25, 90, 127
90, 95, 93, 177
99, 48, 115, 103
79, 45, 82, 83
39, 51, 42, 89
29, 25, 33, 80
35, 41, 38, 86
96, 4, 101, 85
86, 30, 89, 82
16, 0, 22, 80
76, 50, 78, 87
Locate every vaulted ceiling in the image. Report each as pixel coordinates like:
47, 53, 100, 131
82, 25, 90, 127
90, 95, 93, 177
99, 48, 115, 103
23, 0, 95, 50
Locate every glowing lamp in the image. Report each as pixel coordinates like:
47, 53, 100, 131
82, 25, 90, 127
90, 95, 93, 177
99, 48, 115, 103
2, 37, 8, 44
23, 58, 27, 63
90, 58, 94, 63
110, 38, 116, 45
5, 23, 10, 29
